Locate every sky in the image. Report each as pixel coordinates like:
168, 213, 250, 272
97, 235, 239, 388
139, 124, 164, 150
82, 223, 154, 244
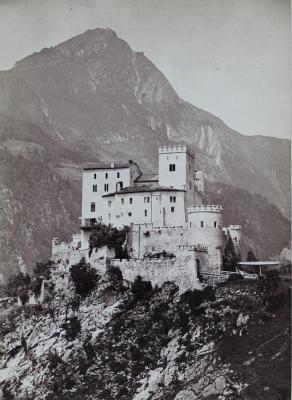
0, 0, 290, 139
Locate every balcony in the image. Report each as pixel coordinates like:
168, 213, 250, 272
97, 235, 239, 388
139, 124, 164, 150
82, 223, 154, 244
80, 218, 102, 230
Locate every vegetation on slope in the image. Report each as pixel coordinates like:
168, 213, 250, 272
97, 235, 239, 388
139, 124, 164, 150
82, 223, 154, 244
0, 259, 290, 400
205, 182, 291, 259
0, 148, 80, 279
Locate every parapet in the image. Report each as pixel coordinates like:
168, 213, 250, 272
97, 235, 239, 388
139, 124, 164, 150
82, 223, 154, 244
188, 205, 223, 213
228, 225, 241, 230
159, 144, 195, 158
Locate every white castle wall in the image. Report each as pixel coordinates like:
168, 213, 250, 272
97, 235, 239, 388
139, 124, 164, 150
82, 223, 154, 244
102, 189, 186, 228
82, 164, 140, 225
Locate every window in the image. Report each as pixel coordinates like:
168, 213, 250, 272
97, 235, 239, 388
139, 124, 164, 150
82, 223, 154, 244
169, 164, 176, 172
170, 196, 176, 203
189, 164, 191, 171
200, 221, 204, 228
104, 183, 109, 192
94, 173, 97, 179
144, 196, 150, 203
214, 221, 217, 228
189, 181, 192, 189
129, 197, 133, 204
117, 181, 123, 190
121, 198, 124, 205
108, 200, 112, 207
128, 212, 132, 217
93, 184, 97, 192
108, 213, 111, 220
105, 173, 108, 179
90, 202, 95, 212
144, 210, 147, 217
234, 237, 237, 242
171, 206, 175, 213
117, 172, 120, 178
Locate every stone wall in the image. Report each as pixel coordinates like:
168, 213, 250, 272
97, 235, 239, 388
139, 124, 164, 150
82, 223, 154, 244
130, 224, 222, 274
111, 253, 200, 293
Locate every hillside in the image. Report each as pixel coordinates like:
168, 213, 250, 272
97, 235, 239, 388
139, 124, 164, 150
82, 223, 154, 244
205, 183, 291, 260
0, 260, 290, 399
0, 27, 290, 277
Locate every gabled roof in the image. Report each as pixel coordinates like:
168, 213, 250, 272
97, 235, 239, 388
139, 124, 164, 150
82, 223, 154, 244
103, 184, 185, 197
135, 173, 159, 183
83, 160, 136, 170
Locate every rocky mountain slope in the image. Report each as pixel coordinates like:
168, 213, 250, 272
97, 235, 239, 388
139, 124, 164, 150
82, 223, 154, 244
0, 260, 290, 399
0, 28, 290, 277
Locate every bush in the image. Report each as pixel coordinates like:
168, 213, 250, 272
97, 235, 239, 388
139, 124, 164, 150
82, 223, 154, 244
62, 316, 81, 340
106, 265, 123, 285
70, 258, 99, 298
265, 294, 286, 312
6, 273, 31, 297
180, 286, 215, 315
131, 276, 153, 302
226, 273, 244, 283
33, 261, 53, 279
89, 224, 129, 256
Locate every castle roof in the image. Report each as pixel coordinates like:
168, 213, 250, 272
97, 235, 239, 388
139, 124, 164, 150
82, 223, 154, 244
83, 160, 137, 170
135, 173, 159, 183
103, 184, 185, 197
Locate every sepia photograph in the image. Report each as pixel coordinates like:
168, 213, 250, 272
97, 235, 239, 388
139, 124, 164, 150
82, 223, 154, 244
0, 0, 290, 399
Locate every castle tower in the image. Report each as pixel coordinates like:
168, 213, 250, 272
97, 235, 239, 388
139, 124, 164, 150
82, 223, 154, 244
187, 205, 224, 274
158, 145, 196, 209
227, 225, 242, 258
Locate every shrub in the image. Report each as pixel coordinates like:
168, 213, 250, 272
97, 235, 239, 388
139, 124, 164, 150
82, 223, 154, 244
62, 316, 81, 341
70, 258, 99, 298
31, 276, 43, 297
131, 276, 153, 302
226, 273, 244, 283
89, 224, 129, 256
47, 350, 63, 369
180, 286, 215, 315
33, 260, 53, 279
6, 273, 31, 297
265, 292, 289, 312
106, 265, 124, 290
258, 269, 280, 296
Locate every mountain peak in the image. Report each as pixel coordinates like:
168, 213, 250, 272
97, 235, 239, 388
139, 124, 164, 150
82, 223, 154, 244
14, 27, 129, 70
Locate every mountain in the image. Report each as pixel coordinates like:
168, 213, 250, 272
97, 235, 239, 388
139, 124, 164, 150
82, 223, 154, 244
0, 28, 290, 277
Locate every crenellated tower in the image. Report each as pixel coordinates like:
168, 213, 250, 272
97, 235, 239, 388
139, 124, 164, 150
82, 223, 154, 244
158, 145, 196, 210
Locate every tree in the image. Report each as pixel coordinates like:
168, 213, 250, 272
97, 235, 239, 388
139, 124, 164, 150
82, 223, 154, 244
88, 223, 129, 257
131, 276, 153, 302
70, 258, 99, 298
246, 249, 258, 262
223, 236, 240, 271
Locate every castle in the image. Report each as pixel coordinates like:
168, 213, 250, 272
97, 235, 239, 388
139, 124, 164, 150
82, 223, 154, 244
52, 145, 242, 290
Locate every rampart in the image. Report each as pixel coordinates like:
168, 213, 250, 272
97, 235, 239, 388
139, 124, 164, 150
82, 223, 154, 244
188, 205, 223, 212
111, 254, 200, 292
130, 224, 222, 274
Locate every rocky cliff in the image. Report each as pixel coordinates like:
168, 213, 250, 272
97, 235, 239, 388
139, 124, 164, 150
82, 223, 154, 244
0, 260, 290, 399
0, 28, 290, 278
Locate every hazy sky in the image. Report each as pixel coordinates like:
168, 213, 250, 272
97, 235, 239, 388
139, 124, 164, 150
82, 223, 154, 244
0, 0, 290, 139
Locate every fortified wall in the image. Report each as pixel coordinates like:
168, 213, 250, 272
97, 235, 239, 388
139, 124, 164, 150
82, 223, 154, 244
129, 204, 224, 275
51, 241, 201, 293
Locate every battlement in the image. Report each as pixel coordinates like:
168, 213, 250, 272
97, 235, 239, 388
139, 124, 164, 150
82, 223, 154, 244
187, 205, 223, 213
228, 225, 242, 230
159, 144, 195, 158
